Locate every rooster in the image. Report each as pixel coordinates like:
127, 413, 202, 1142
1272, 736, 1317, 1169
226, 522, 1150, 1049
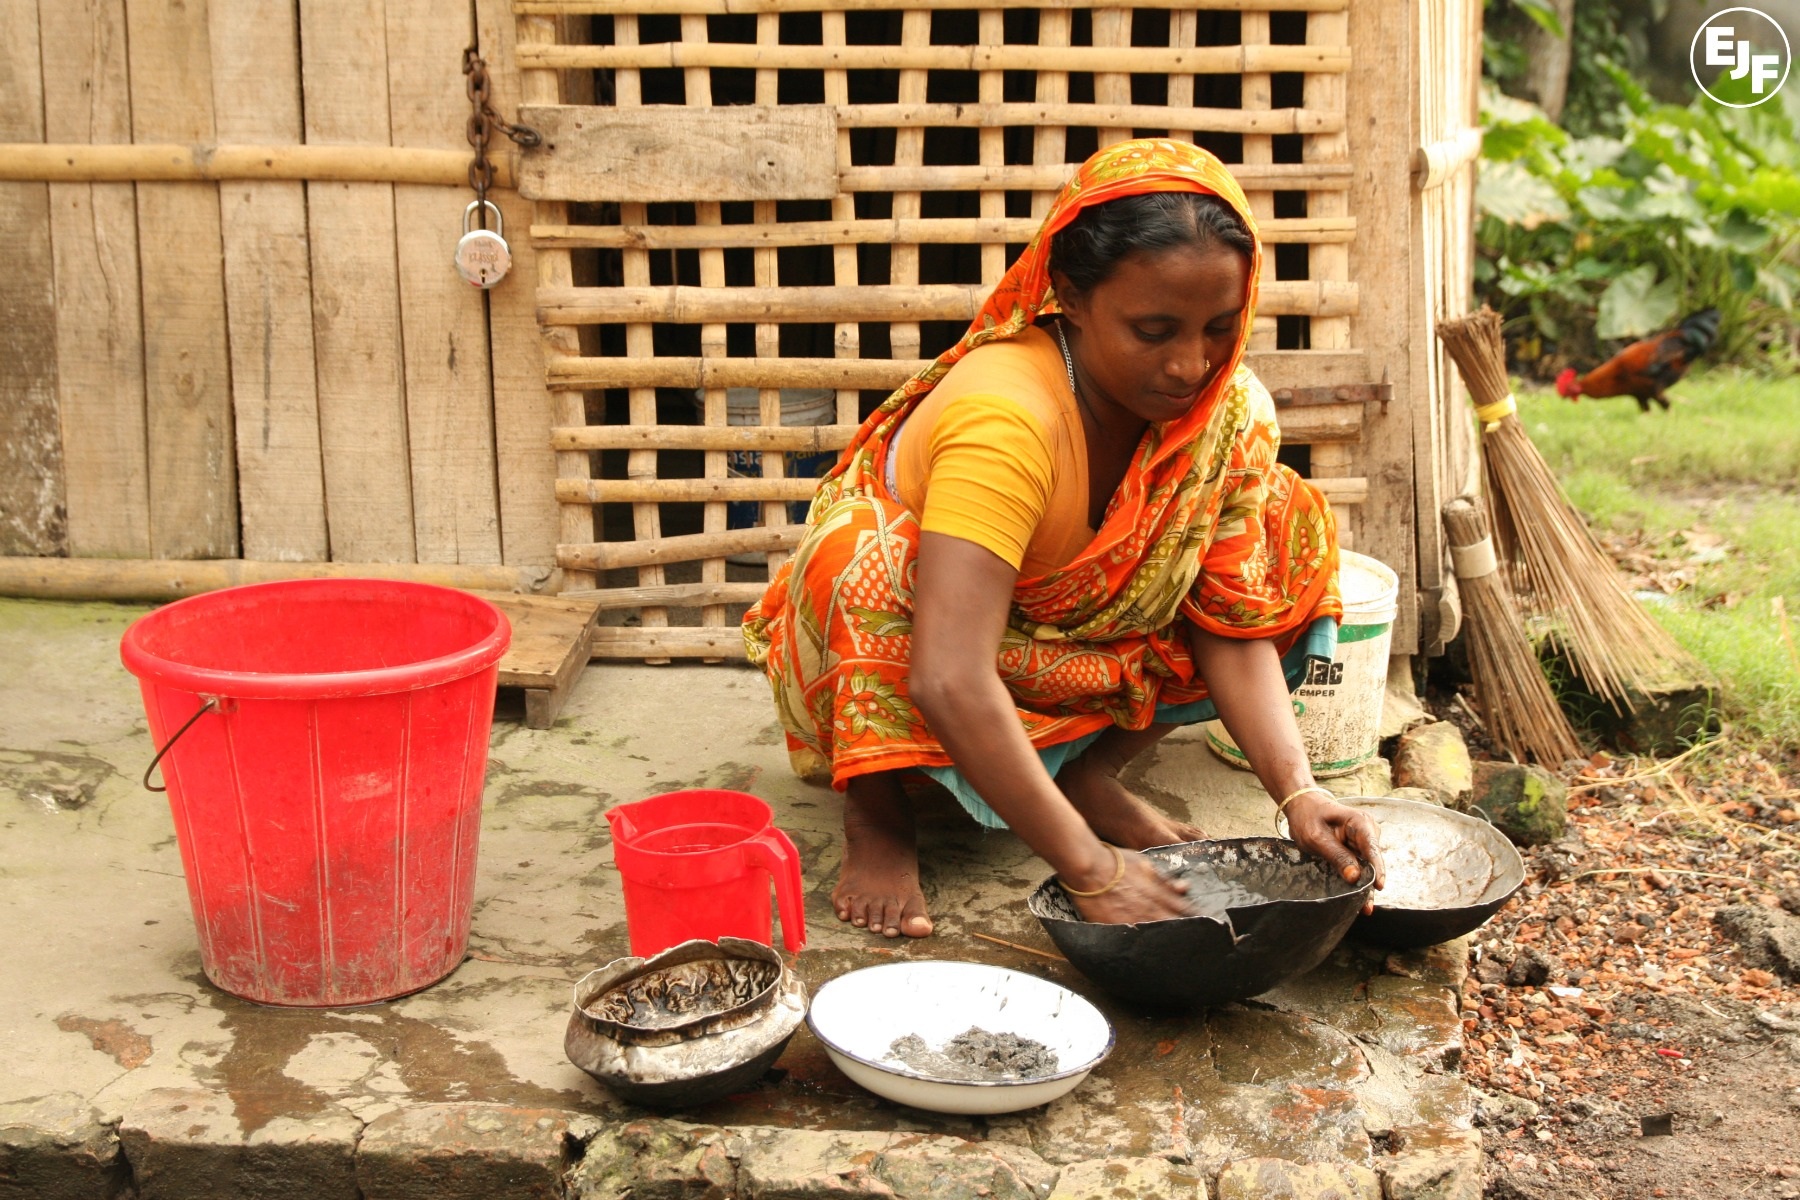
1555, 308, 1721, 412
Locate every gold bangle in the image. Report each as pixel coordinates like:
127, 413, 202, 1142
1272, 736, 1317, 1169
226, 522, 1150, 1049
1275, 785, 1332, 833
1059, 843, 1126, 898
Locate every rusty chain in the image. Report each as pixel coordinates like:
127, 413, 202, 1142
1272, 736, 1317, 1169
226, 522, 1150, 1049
462, 46, 540, 214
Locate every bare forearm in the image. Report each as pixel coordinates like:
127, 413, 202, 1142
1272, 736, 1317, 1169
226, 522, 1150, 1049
911, 667, 1113, 886
1190, 625, 1386, 891
1188, 630, 1313, 803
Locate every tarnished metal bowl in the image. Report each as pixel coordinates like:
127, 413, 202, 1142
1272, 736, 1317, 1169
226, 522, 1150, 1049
1340, 795, 1525, 949
565, 937, 807, 1108
1028, 838, 1372, 1011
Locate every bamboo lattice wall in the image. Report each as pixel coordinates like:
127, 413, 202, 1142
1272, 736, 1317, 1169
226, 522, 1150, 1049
516, 0, 1406, 661
2, 0, 1480, 662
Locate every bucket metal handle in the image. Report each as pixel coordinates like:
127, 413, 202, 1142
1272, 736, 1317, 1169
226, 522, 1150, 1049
142, 697, 219, 793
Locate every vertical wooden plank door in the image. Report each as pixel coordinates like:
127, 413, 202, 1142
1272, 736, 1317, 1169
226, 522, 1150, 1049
301, 0, 416, 563
39, 0, 149, 560
388, 0, 502, 566
127, 0, 238, 558
0, 2, 63, 556
210, 0, 329, 563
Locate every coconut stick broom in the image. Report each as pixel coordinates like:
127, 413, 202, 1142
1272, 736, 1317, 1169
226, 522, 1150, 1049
1443, 496, 1585, 764
1435, 307, 1703, 712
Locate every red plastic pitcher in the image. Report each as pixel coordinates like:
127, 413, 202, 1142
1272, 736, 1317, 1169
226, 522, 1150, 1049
606, 790, 806, 957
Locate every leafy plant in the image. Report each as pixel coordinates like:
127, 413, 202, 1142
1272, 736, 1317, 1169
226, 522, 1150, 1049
1475, 70, 1800, 375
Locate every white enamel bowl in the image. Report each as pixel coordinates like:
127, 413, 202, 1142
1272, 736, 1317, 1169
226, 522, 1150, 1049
805, 960, 1114, 1114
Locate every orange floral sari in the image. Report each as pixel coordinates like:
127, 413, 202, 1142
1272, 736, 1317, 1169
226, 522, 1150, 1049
743, 139, 1342, 796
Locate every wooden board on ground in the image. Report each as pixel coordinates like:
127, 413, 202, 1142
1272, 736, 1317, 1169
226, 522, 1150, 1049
476, 591, 603, 729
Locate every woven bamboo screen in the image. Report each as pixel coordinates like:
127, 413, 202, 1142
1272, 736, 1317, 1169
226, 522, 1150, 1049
515, 0, 1371, 661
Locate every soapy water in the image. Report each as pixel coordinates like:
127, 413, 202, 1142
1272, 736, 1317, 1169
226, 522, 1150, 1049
1165, 855, 1340, 919
884, 1027, 1061, 1081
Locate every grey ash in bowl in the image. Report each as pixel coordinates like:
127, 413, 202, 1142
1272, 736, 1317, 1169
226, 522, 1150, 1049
1028, 837, 1372, 1011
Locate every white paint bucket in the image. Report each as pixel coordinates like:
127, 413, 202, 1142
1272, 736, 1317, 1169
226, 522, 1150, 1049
1204, 550, 1400, 779
692, 388, 837, 564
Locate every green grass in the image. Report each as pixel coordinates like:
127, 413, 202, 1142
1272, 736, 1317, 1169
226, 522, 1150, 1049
1512, 369, 1800, 750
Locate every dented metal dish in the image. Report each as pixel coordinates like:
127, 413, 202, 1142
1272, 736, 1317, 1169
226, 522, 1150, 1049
565, 937, 806, 1108
1340, 794, 1525, 949
1028, 838, 1371, 1011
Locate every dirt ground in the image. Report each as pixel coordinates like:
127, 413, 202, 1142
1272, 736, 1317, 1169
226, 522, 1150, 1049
1433, 729, 1800, 1199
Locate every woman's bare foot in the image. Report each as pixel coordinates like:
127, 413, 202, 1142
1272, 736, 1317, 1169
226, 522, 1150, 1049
832, 773, 933, 938
1057, 750, 1206, 850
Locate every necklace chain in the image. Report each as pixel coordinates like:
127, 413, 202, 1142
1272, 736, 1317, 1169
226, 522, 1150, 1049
1056, 319, 1108, 441
1055, 320, 1076, 395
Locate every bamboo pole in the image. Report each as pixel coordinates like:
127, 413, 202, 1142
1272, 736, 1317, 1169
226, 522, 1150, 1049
977, 8, 1005, 284
1093, 9, 1133, 148
1031, 9, 1069, 221
1241, 9, 1276, 353
749, 12, 794, 578
822, 7, 863, 435
1166, 6, 1199, 141
1306, 8, 1353, 355
515, 43, 1350, 75
520, 12, 598, 590
530, 215, 1355, 251
562, 581, 769, 609
553, 472, 1365, 507
838, 162, 1351, 193
685, 9, 730, 651
544, 348, 1377, 395
0, 143, 513, 187
832, 100, 1341, 135
886, 9, 928, 369
553, 406, 1366, 449
589, 626, 750, 660
0, 557, 558, 602
614, 14, 670, 661
535, 280, 1358, 325
559, 526, 806, 572
520, 0, 1349, 12
557, 477, 822, 504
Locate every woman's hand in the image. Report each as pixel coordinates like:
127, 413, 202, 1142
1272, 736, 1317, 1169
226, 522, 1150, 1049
1065, 849, 1194, 925
1283, 791, 1385, 913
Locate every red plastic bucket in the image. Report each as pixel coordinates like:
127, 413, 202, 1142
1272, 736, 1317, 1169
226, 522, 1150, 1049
119, 579, 511, 1007
606, 790, 807, 957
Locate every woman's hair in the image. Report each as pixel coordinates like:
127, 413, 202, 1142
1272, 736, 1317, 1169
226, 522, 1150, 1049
1049, 191, 1254, 295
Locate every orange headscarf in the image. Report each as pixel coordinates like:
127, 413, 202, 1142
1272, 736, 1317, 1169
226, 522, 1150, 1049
745, 139, 1339, 785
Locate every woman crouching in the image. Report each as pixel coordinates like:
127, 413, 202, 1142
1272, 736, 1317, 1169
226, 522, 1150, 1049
744, 139, 1384, 938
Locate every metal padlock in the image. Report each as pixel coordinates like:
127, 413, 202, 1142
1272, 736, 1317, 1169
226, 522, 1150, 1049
454, 199, 511, 288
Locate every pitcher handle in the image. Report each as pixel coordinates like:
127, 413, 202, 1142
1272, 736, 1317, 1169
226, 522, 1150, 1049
745, 827, 807, 952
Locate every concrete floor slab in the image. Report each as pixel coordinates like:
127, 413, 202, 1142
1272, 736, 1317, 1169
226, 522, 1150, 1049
0, 598, 1475, 1198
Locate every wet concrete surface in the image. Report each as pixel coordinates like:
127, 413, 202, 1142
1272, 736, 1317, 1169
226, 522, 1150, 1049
0, 597, 1477, 1196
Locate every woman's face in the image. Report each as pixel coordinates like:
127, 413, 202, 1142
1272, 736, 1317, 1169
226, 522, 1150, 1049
1055, 240, 1250, 427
